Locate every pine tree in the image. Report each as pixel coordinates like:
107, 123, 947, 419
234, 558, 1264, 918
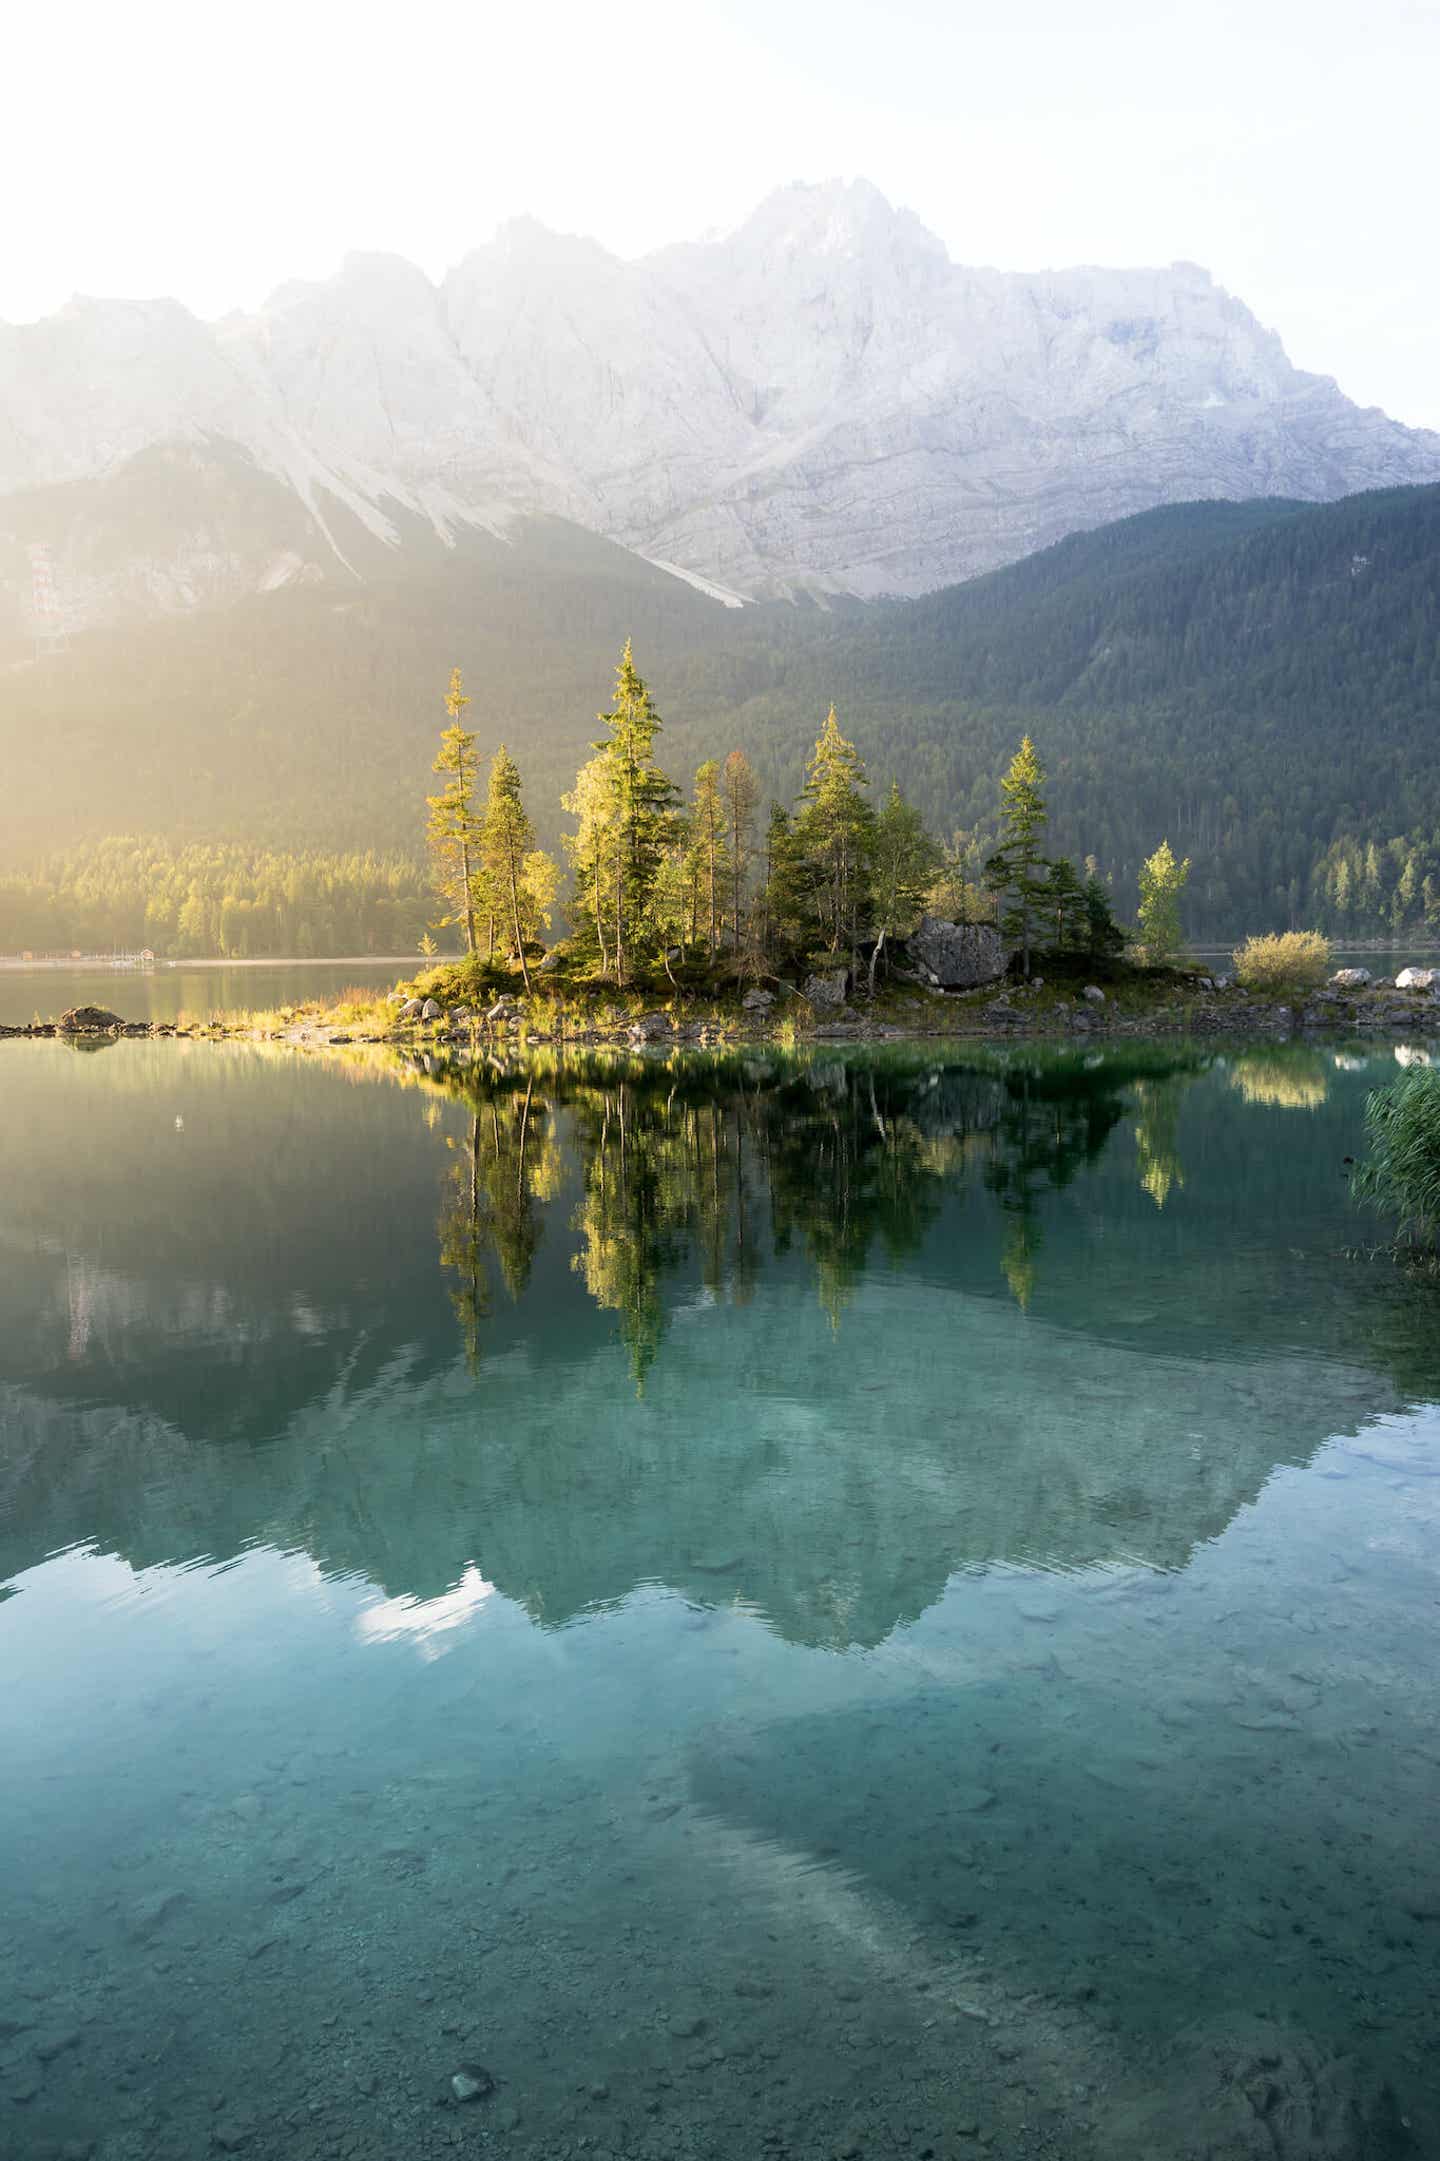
985, 737, 1049, 978
589, 642, 680, 987
721, 749, 760, 956
758, 804, 808, 958
868, 781, 939, 992
688, 759, 729, 959
426, 668, 486, 955
795, 706, 875, 962
1043, 856, 1090, 954
1137, 839, 1192, 965
481, 745, 557, 992
1081, 866, 1126, 962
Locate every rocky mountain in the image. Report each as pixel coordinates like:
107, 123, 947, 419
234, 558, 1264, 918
4, 178, 1439, 634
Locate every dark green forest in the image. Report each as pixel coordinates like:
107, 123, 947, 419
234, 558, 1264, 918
3, 485, 1440, 948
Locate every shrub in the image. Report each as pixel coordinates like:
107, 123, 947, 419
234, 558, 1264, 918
1232, 930, 1331, 992
1352, 1067, 1440, 1244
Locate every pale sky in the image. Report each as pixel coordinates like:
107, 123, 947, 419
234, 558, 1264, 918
4, 0, 1438, 426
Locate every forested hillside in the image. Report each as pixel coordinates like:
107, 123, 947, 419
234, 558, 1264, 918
3, 486, 1440, 946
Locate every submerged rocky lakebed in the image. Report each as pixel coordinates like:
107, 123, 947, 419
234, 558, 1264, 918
1, 1034, 1438, 2161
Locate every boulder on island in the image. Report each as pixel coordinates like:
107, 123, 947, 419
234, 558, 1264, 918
803, 969, 850, 1008
1395, 967, 1438, 992
57, 1005, 125, 1033
1329, 968, 1372, 989
904, 919, 1006, 991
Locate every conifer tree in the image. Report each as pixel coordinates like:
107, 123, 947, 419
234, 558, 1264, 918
587, 642, 680, 987
1044, 856, 1090, 953
795, 706, 875, 961
481, 745, 557, 992
426, 668, 486, 956
689, 759, 729, 958
985, 736, 1049, 978
759, 804, 808, 958
721, 749, 760, 955
1081, 863, 1126, 962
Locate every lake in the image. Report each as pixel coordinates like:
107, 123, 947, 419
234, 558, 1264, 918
0, 958, 412, 1028
2, 1037, 1438, 2161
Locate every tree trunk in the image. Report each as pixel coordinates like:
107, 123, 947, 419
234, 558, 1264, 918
459, 837, 477, 956
868, 925, 887, 997
508, 857, 531, 992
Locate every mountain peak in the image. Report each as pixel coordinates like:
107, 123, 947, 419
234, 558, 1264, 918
725, 176, 948, 263
5, 181, 1440, 625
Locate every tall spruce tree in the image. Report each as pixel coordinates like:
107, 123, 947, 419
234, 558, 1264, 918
481, 745, 557, 992
986, 736, 1049, 978
688, 759, 729, 958
1044, 856, 1090, 954
1081, 863, 1126, 963
590, 642, 679, 988
426, 668, 486, 955
722, 749, 760, 956
796, 706, 875, 962
759, 803, 808, 958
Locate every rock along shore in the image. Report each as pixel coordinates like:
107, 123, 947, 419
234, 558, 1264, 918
10, 978, 1440, 1052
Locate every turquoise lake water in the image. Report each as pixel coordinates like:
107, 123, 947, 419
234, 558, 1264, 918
1, 1037, 1438, 2161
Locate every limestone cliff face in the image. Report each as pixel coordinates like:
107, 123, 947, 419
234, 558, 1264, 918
4, 179, 1439, 626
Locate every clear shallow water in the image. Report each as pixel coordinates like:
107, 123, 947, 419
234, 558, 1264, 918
1, 1037, 1438, 2161
0, 958, 409, 1027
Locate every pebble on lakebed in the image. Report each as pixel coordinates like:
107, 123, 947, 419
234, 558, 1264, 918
450, 2063, 496, 2103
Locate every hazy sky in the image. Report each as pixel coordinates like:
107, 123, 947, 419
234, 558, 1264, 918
5, 0, 1437, 425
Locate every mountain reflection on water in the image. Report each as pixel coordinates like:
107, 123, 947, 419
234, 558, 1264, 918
4, 1037, 1440, 2161
3, 1038, 1439, 1646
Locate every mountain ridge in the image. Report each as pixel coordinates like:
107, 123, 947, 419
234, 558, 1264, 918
5, 485, 1440, 940
4, 178, 1439, 633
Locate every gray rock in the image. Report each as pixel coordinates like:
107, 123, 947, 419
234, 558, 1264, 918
1396, 967, 1438, 992
741, 988, 775, 1010
628, 1013, 672, 1042
1082, 984, 1106, 1004
1329, 967, 1372, 988
398, 998, 425, 1020
57, 1005, 125, 1033
803, 968, 850, 1007
420, 998, 443, 1020
450, 2064, 495, 2104
905, 919, 1006, 990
